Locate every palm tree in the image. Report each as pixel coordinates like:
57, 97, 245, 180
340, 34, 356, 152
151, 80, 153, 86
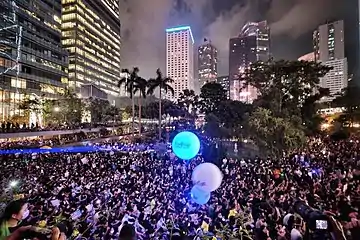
147, 69, 174, 140
118, 67, 141, 136
133, 77, 147, 136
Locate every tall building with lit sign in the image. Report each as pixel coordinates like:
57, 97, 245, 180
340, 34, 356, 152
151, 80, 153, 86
61, 0, 121, 104
166, 26, 194, 100
0, 0, 68, 122
229, 21, 270, 103
198, 39, 217, 88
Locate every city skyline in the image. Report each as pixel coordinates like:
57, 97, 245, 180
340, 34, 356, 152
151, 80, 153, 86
229, 21, 270, 102
119, 0, 349, 79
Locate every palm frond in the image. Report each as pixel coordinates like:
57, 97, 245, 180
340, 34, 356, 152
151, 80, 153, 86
133, 78, 148, 98
147, 78, 158, 95
118, 78, 127, 88
164, 84, 175, 96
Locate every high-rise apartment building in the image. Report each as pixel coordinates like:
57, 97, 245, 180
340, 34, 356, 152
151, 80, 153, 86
0, 0, 68, 122
198, 39, 217, 88
229, 21, 270, 102
61, 0, 121, 104
319, 59, 348, 102
216, 76, 230, 99
313, 20, 345, 62
313, 20, 348, 102
166, 26, 194, 100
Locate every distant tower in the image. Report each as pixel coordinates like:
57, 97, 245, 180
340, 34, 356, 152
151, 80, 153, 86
229, 21, 270, 102
313, 20, 348, 102
313, 20, 345, 62
166, 26, 195, 100
198, 38, 218, 89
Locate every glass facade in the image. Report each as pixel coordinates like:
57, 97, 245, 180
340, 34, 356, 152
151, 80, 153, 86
61, 0, 121, 99
198, 41, 217, 88
229, 21, 270, 102
0, 0, 68, 122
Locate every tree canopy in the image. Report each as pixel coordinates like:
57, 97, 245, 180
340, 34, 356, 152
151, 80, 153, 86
178, 89, 199, 118
199, 82, 227, 114
239, 59, 332, 155
147, 69, 174, 97
241, 59, 332, 117
248, 107, 306, 156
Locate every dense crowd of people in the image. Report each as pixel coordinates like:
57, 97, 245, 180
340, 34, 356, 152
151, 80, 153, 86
0, 122, 122, 133
0, 132, 107, 150
0, 136, 359, 240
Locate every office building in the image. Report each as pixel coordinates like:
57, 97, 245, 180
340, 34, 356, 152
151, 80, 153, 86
216, 76, 230, 99
0, 0, 68, 122
61, 0, 121, 104
229, 21, 270, 102
166, 26, 194, 100
313, 20, 348, 101
198, 39, 217, 88
319, 58, 348, 102
313, 20, 345, 62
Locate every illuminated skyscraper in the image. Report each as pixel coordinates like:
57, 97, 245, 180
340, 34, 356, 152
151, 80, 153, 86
166, 26, 194, 100
0, 0, 68, 122
216, 76, 230, 99
313, 20, 344, 62
313, 20, 348, 102
229, 21, 270, 102
61, 0, 121, 104
198, 39, 217, 88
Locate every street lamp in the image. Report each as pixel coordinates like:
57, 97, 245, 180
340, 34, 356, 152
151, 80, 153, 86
54, 107, 60, 112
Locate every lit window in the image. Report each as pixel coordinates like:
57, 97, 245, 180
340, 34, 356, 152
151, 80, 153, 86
11, 78, 26, 89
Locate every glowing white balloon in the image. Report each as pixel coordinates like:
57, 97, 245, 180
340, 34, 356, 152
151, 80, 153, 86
192, 163, 223, 192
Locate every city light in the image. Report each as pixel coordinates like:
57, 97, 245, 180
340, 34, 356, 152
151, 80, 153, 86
54, 107, 60, 112
166, 26, 194, 44
9, 180, 18, 188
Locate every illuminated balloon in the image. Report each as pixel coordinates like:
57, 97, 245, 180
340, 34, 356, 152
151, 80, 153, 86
172, 131, 200, 160
192, 163, 223, 192
191, 185, 210, 205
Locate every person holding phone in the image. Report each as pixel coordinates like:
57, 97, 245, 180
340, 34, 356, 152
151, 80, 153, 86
0, 200, 65, 240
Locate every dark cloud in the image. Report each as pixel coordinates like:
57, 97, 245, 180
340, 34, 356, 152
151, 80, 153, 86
268, 0, 340, 38
119, 0, 341, 77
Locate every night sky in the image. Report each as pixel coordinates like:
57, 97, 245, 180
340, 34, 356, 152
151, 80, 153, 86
119, 0, 356, 78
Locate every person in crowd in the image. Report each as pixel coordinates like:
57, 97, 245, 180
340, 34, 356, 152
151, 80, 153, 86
0, 200, 65, 240
119, 224, 136, 240
0, 136, 358, 239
